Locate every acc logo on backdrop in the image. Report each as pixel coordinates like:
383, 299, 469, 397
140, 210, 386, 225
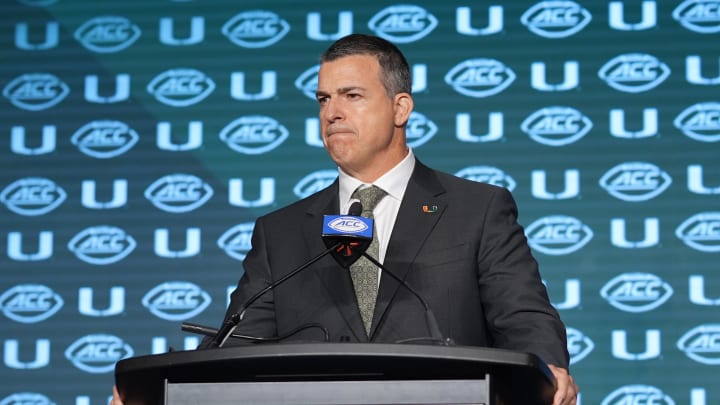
445, 58, 515, 98
598, 53, 671, 93
145, 174, 214, 213
566, 327, 594, 365
0, 393, 55, 405
406, 112, 437, 148
521, 1, 592, 38
220, 116, 289, 154
0, 284, 63, 323
65, 334, 133, 373
677, 324, 720, 365
455, 166, 517, 191
68, 226, 136, 265
294, 170, 339, 199
673, 0, 720, 33
142, 282, 211, 321
600, 273, 673, 313
222, 11, 290, 48
2, 73, 69, 111
601, 385, 674, 405
673, 102, 720, 142
0, 177, 66, 216
71, 120, 139, 158
521, 106, 592, 146
74, 16, 141, 53
526, 215, 593, 255
368, 5, 438, 43
599, 162, 672, 202
218, 223, 255, 261
675, 212, 720, 252
294, 65, 320, 99
147, 68, 215, 107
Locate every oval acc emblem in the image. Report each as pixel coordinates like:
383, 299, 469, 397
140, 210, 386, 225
328, 216, 369, 234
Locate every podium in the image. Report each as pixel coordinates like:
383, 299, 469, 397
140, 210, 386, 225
115, 343, 555, 405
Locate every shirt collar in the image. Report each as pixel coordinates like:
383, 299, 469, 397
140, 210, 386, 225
338, 149, 416, 214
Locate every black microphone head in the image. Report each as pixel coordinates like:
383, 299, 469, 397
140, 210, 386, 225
348, 200, 362, 216
322, 203, 372, 268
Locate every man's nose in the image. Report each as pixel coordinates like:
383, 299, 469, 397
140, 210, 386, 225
322, 98, 343, 122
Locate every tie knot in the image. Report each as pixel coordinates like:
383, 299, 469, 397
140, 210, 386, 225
351, 185, 387, 218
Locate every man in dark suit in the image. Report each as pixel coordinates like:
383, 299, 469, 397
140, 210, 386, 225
210, 33, 577, 404
112, 33, 578, 405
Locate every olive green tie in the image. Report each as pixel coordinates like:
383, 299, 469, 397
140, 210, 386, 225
349, 185, 387, 335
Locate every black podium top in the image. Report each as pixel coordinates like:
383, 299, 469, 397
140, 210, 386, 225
115, 343, 555, 404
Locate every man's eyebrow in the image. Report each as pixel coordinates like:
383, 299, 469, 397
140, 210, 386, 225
338, 86, 364, 94
315, 86, 365, 98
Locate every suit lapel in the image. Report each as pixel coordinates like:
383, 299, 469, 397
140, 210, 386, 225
304, 181, 369, 341
370, 161, 447, 338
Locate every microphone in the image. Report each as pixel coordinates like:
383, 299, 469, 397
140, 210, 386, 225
347, 199, 362, 216
322, 202, 451, 346
321, 200, 373, 268
183, 203, 368, 348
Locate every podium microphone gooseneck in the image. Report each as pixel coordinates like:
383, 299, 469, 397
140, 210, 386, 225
322, 203, 451, 346
184, 202, 370, 348
209, 246, 332, 348
359, 252, 450, 346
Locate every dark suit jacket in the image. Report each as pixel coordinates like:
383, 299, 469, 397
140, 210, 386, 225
211, 160, 569, 368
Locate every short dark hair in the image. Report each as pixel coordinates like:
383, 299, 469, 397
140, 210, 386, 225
320, 33, 412, 97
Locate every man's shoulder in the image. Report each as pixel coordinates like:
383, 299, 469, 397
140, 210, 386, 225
421, 163, 507, 196
256, 182, 336, 222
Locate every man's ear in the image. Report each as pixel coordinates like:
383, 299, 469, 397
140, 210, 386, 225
393, 93, 414, 126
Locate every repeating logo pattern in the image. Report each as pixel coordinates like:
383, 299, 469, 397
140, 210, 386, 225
1, 1, 718, 404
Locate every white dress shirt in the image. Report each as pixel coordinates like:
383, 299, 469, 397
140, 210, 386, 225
338, 149, 416, 270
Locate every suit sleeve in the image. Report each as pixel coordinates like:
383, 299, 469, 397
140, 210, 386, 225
476, 187, 569, 368
198, 216, 277, 348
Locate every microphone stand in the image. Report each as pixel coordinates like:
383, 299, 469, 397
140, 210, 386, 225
209, 241, 343, 348
184, 201, 450, 347
181, 321, 330, 343
185, 203, 369, 348
360, 252, 452, 346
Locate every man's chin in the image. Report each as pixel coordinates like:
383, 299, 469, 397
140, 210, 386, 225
325, 149, 353, 168
324, 137, 353, 152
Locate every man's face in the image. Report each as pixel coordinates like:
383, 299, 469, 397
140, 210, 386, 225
316, 54, 409, 182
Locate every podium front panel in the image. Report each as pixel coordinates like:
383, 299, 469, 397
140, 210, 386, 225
167, 378, 491, 405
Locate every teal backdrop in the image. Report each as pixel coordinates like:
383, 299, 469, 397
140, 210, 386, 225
1, 1, 719, 404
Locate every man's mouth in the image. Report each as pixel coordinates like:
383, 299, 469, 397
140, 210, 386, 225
326, 126, 354, 137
